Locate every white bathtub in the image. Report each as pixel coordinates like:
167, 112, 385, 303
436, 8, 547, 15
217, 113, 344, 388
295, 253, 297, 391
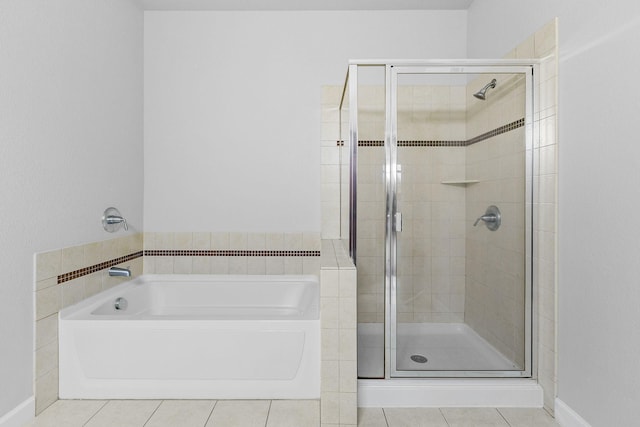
59, 274, 320, 399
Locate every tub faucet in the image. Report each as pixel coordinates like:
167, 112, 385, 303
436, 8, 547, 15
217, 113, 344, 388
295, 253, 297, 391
108, 267, 131, 277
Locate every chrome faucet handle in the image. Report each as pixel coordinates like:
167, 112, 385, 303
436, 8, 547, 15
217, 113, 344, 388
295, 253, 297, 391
105, 215, 128, 231
474, 214, 496, 226
102, 207, 128, 232
473, 205, 501, 231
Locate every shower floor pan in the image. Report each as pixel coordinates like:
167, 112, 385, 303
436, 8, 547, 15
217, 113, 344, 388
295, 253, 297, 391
358, 323, 519, 378
357, 323, 541, 407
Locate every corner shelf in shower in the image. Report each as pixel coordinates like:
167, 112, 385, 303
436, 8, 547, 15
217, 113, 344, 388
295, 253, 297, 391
440, 180, 480, 185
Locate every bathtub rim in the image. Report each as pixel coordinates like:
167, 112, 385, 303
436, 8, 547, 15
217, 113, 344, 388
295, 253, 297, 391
58, 273, 320, 321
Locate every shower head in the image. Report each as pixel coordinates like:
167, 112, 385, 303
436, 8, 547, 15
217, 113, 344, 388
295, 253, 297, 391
473, 78, 497, 100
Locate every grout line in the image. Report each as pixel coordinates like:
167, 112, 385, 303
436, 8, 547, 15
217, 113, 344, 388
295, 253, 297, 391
381, 408, 390, 427
203, 400, 217, 426
142, 400, 163, 427
263, 400, 272, 427
496, 407, 512, 426
82, 400, 110, 426
438, 408, 452, 427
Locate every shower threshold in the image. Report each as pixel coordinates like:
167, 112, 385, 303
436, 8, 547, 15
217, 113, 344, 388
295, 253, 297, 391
357, 323, 542, 407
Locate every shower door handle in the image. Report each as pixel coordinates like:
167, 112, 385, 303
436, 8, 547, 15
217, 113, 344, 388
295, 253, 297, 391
395, 212, 403, 232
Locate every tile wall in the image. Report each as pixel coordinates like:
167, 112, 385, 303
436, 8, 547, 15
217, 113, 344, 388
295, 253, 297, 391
521, 19, 558, 414
34, 233, 144, 414
143, 232, 321, 277
320, 240, 357, 427
395, 85, 467, 324
464, 73, 528, 368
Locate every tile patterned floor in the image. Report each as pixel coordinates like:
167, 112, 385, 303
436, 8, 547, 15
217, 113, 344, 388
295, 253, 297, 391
25, 400, 559, 427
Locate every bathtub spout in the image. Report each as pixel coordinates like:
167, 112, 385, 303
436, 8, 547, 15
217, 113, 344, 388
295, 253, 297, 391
108, 267, 131, 277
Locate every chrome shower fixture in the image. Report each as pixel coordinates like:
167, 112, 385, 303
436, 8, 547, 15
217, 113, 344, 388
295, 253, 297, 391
473, 78, 497, 100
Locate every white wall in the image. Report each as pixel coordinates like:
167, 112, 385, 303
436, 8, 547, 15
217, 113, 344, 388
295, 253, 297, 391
144, 10, 467, 232
468, 2, 640, 425
0, 0, 143, 418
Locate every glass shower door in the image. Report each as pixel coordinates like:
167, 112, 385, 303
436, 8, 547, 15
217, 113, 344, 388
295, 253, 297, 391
389, 66, 533, 377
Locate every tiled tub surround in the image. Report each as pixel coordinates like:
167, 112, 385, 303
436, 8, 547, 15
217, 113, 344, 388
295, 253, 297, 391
143, 232, 321, 277
34, 231, 320, 416
34, 233, 144, 414
320, 240, 357, 427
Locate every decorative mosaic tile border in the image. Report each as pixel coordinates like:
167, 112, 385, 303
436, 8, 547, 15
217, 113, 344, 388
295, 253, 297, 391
466, 118, 525, 146
144, 250, 321, 257
336, 118, 524, 147
57, 251, 143, 284
56, 249, 321, 284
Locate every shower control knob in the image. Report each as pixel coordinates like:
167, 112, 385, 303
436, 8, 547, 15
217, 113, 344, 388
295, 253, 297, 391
473, 205, 501, 231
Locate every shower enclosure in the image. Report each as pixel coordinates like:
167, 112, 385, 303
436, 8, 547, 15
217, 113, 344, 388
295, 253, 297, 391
338, 61, 536, 381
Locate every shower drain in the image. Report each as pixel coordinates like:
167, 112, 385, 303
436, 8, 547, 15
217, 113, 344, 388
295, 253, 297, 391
410, 354, 428, 363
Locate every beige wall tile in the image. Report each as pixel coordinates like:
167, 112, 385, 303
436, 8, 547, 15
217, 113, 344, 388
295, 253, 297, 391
35, 368, 58, 415
339, 361, 357, 392
62, 278, 85, 308
265, 257, 284, 275
339, 329, 357, 361
229, 232, 248, 250
247, 257, 266, 274
339, 392, 357, 425
321, 270, 339, 297
36, 285, 62, 321
228, 257, 248, 274
283, 257, 303, 274
83, 242, 103, 267
173, 256, 193, 274
143, 256, 156, 273
210, 256, 229, 274
320, 392, 340, 425
193, 232, 211, 249
100, 238, 120, 261
36, 277, 58, 291
155, 256, 174, 274
210, 232, 230, 249
321, 297, 339, 330
321, 360, 339, 392
321, 328, 339, 361
144, 232, 157, 250
36, 250, 62, 282
303, 257, 321, 276
247, 233, 266, 250
36, 314, 58, 350
173, 232, 193, 249
84, 272, 103, 298
35, 339, 58, 378
265, 233, 284, 250
192, 257, 211, 274
284, 232, 303, 250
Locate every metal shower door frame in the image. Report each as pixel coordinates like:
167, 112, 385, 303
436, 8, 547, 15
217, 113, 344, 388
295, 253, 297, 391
381, 62, 536, 379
